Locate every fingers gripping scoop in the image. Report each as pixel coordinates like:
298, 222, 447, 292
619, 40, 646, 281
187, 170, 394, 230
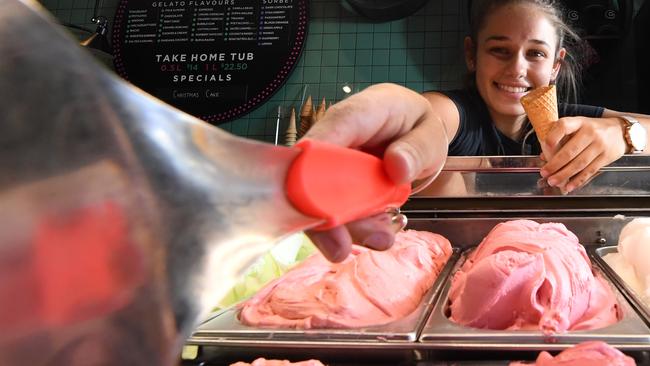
286, 139, 411, 230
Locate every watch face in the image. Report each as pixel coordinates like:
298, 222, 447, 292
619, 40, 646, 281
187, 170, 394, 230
629, 123, 648, 151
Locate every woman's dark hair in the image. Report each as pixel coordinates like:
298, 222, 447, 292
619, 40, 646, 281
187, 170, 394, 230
466, 0, 583, 104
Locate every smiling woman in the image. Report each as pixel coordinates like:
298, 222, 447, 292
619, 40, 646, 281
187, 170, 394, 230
439, 0, 584, 155
425, 0, 648, 192
306, 0, 650, 204
297, 0, 650, 257
419, 0, 650, 194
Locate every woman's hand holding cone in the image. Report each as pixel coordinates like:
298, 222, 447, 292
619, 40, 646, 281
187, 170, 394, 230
540, 116, 627, 193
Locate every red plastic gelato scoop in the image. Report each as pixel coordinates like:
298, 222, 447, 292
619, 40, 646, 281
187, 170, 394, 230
286, 139, 411, 230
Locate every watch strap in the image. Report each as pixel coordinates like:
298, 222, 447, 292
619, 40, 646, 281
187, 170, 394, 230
620, 115, 645, 154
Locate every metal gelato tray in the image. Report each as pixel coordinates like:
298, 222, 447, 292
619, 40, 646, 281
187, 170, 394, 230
188, 249, 459, 345
591, 246, 650, 328
419, 249, 650, 350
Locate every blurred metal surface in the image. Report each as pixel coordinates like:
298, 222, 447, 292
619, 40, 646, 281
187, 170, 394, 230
441, 155, 650, 172
414, 155, 650, 197
0, 0, 322, 364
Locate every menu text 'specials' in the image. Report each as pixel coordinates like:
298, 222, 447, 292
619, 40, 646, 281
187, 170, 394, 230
112, 0, 308, 124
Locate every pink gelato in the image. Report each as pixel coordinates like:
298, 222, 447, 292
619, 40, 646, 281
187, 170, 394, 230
238, 230, 452, 329
449, 220, 620, 334
230, 359, 324, 366
510, 341, 636, 365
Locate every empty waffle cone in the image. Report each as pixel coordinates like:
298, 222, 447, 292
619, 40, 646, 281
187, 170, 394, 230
520, 85, 558, 157
312, 97, 326, 125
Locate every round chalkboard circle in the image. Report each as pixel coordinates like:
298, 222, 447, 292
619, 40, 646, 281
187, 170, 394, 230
112, 0, 308, 124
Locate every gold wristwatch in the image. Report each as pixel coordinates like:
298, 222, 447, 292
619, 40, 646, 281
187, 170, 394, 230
620, 115, 647, 154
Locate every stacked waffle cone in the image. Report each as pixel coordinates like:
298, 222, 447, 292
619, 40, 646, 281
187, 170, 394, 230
313, 97, 326, 125
520, 85, 558, 158
284, 96, 332, 145
298, 96, 313, 138
285, 107, 297, 146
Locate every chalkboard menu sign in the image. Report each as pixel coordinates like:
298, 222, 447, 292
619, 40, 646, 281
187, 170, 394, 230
112, 0, 308, 124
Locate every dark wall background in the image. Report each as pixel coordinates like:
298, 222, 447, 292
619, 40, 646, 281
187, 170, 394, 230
564, 0, 646, 113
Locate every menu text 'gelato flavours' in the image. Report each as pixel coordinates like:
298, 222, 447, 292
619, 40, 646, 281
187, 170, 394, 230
112, 0, 307, 124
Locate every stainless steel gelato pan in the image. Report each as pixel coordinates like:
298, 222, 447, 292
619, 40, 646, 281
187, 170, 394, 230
188, 250, 458, 345
419, 250, 650, 350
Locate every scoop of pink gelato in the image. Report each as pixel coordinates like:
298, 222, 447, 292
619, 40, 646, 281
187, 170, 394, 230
509, 341, 636, 365
449, 220, 619, 334
238, 230, 452, 329
230, 358, 324, 366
